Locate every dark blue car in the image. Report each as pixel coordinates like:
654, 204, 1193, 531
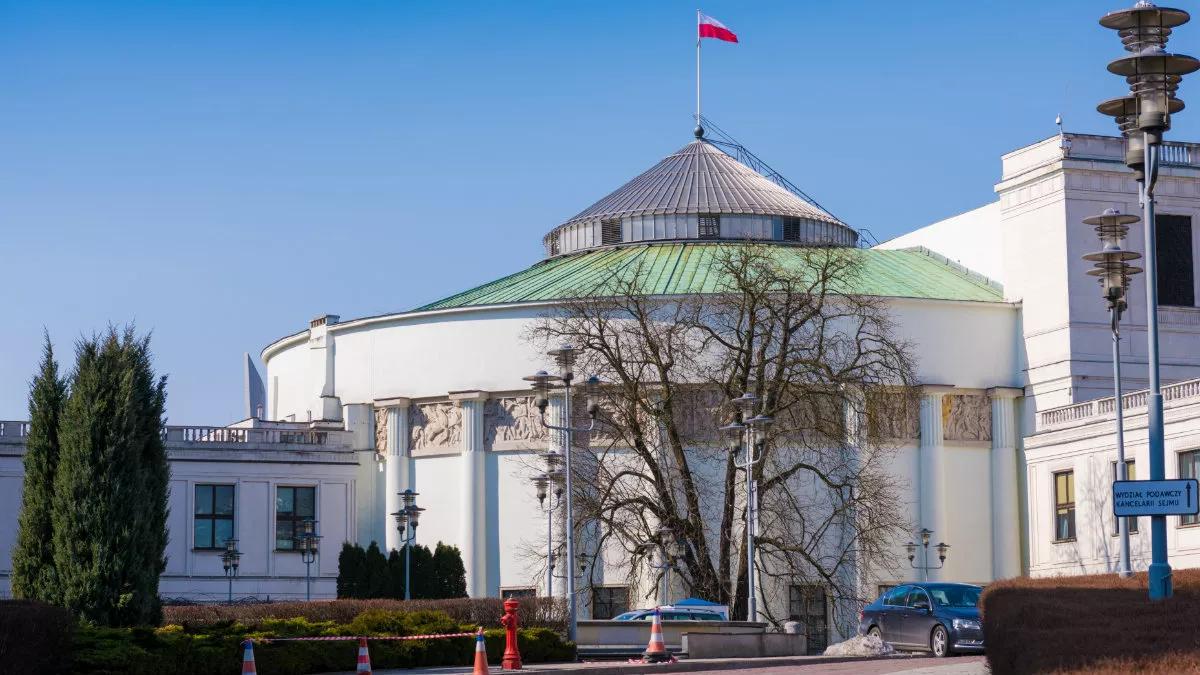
857, 582, 983, 657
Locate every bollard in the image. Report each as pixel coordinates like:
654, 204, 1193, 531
501, 598, 523, 670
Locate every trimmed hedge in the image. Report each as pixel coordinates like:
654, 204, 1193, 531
70, 609, 572, 675
164, 596, 566, 632
0, 600, 74, 674
983, 568, 1200, 675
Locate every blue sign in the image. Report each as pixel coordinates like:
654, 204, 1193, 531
1113, 479, 1200, 517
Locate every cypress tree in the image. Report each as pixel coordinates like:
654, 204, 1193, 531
386, 549, 405, 599
363, 541, 389, 598
336, 542, 368, 598
432, 542, 467, 599
11, 334, 67, 602
408, 544, 435, 599
51, 328, 168, 626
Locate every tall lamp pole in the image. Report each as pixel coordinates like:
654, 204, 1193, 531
904, 528, 950, 582
1083, 208, 1143, 578
390, 489, 424, 600
221, 538, 242, 605
532, 455, 565, 598
296, 519, 321, 602
720, 392, 773, 623
525, 346, 602, 645
1098, 1, 1199, 600
646, 526, 681, 605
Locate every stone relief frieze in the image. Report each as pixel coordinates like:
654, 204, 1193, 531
943, 394, 991, 442
374, 407, 388, 453
484, 396, 547, 450
867, 392, 919, 441
409, 402, 461, 450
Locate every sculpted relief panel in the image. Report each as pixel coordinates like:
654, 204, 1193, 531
374, 407, 388, 454
943, 394, 991, 442
485, 396, 548, 450
410, 402, 461, 451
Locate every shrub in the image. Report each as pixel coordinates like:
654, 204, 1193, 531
983, 568, 1200, 675
164, 596, 566, 632
0, 600, 74, 674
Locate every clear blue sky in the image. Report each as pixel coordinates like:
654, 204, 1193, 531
2, 0, 1197, 423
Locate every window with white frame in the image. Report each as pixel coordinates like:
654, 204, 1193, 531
194, 484, 234, 550
1054, 470, 1076, 541
276, 485, 316, 550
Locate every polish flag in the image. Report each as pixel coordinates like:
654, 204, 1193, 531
698, 13, 738, 43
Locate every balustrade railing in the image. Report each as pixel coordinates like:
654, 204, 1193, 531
1039, 376, 1200, 430
1160, 142, 1194, 166
0, 421, 30, 438
165, 425, 332, 445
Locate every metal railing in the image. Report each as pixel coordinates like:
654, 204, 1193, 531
1040, 377, 1200, 430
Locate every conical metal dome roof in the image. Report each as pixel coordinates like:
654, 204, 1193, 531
561, 140, 843, 228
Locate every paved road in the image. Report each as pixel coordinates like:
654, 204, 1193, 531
676, 656, 986, 674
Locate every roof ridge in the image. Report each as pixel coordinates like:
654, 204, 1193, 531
892, 245, 1004, 293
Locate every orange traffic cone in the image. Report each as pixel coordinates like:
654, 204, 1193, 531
473, 627, 490, 675
241, 639, 258, 674
356, 637, 373, 674
642, 607, 671, 663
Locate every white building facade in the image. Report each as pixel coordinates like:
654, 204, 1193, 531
2, 129, 1200, 650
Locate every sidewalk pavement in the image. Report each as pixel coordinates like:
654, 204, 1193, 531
329, 654, 987, 675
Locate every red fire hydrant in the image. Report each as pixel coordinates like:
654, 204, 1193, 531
501, 598, 522, 670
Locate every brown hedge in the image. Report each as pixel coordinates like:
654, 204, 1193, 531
163, 597, 566, 633
0, 600, 74, 674
983, 568, 1200, 675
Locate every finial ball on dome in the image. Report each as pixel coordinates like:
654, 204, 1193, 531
694, 125, 705, 139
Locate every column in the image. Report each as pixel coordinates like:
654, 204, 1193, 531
918, 385, 952, 580
378, 398, 411, 553
988, 387, 1023, 579
452, 390, 489, 597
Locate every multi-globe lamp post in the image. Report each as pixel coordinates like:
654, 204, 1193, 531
1082, 208, 1143, 578
220, 538, 242, 605
531, 453, 565, 597
720, 392, 773, 623
1097, 0, 1199, 600
525, 346, 603, 645
904, 528, 950, 582
390, 489, 424, 600
295, 519, 321, 602
645, 525, 683, 605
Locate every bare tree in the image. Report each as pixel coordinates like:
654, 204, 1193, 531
529, 244, 917, 629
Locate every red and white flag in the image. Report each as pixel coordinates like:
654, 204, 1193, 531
698, 13, 738, 43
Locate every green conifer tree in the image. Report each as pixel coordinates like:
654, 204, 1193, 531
11, 334, 67, 602
408, 544, 435, 599
336, 542, 368, 598
363, 541, 390, 598
51, 328, 168, 626
432, 542, 468, 599
386, 548, 405, 599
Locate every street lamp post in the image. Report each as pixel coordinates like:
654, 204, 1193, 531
295, 519, 321, 602
525, 346, 603, 645
1083, 208, 1144, 578
221, 538, 242, 605
720, 392, 773, 623
1098, 1, 1199, 600
390, 489, 424, 600
904, 529, 950, 582
531, 454, 565, 598
646, 526, 681, 605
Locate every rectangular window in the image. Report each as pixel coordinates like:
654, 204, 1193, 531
782, 218, 802, 242
1054, 470, 1076, 541
591, 586, 629, 620
276, 486, 316, 550
698, 214, 721, 239
1181, 451, 1200, 526
601, 219, 622, 245
547, 232, 561, 256
1112, 460, 1138, 535
501, 588, 536, 599
788, 585, 828, 655
194, 484, 235, 549
1156, 214, 1194, 307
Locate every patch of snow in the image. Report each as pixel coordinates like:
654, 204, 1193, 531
823, 634, 895, 657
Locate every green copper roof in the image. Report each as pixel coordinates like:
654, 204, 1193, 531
416, 243, 1004, 312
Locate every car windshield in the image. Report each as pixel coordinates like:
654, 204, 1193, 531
612, 611, 641, 620
927, 585, 981, 608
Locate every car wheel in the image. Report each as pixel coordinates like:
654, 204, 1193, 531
868, 626, 883, 641
930, 624, 951, 658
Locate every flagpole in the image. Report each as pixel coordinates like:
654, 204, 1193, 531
696, 9, 701, 131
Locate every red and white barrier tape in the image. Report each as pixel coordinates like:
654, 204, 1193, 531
254, 632, 475, 644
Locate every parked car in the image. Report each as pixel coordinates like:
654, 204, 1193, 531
612, 606, 725, 621
857, 582, 984, 657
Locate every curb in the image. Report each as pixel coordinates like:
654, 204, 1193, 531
526, 655, 902, 674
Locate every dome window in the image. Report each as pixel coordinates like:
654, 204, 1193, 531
782, 218, 803, 242
546, 231, 561, 256
601, 219, 623, 245
699, 214, 721, 239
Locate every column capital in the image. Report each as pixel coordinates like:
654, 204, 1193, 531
449, 390, 490, 404
986, 386, 1024, 400
920, 384, 956, 396
374, 396, 411, 409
